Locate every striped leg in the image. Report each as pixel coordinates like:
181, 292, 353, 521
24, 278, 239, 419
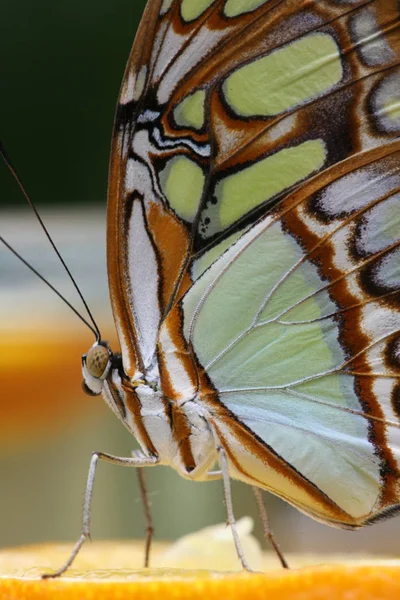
136, 465, 154, 568
252, 486, 289, 569
42, 451, 159, 579
216, 444, 252, 571
204, 470, 223, 480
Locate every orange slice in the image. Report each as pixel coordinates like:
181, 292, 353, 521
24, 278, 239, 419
1, 540, 399, 600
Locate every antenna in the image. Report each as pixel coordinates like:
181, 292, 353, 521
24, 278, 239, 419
1, 141, 101, 342
1, 237, 100, 339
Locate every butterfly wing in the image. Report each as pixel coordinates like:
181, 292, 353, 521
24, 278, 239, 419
178, 145, 400, 526
108, 0, 400, 523
109, 0, 397, 376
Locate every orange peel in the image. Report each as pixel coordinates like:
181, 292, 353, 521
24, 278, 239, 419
1, 541, 399, 600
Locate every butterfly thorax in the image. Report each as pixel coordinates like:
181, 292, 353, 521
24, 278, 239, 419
82, 341, 217, 479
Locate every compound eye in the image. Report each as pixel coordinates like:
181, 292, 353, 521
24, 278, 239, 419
86, 344, 110, 379
81, 380, 101, 397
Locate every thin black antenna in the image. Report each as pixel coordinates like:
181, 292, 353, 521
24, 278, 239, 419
1, 237, 99, 340
1, 141, 101, 342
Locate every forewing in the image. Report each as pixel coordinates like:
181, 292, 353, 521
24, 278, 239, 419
108, 0, 400, 381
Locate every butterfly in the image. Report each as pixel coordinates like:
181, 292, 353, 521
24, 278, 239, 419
47, 0, 400, 575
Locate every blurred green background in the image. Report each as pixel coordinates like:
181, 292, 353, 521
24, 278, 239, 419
1, 0, 399, 563
1, 0, 147, 208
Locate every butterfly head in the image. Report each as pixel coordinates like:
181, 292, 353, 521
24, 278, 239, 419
81, 341, 113, 397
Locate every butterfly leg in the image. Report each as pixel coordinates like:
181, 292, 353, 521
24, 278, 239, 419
42, 451, 158, 579
252, 486, 289, 569
204, 470, 223, 480
135, 463, 154, 568
217, 445, 252, 571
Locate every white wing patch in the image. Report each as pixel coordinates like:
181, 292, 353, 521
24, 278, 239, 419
352, 7, 395, 67
127, 199, 161, 370
317, 165, 400, 217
